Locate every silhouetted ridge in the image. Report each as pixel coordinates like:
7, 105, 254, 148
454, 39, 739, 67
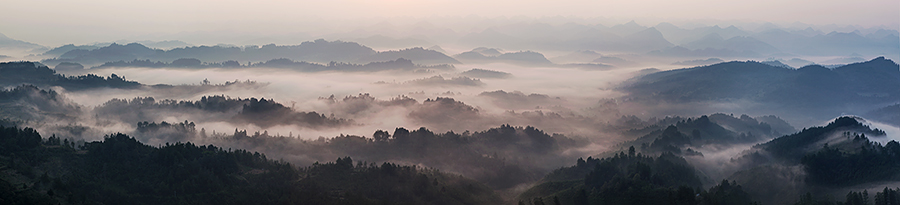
758, 116, 886, 162
355, 47, 461, 65
95, 95, 352, 129
0, 61, 141, 90
621, 57, 900, 123
519, 151, 757, 205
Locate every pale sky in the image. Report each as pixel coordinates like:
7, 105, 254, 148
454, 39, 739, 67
1, 0, 898, 46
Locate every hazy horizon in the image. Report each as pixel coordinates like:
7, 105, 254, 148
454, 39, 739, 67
2, 0, 898, 46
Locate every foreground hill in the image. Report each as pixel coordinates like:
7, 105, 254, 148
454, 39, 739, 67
519, 151, 757, 205
0, 126, 502, 205
520, 116, 900, 205
729, 116, 899, 204
130, 123, 585, 191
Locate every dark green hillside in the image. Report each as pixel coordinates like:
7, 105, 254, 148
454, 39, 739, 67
0, 61, 141, 90
757, 116, 886, 162
729, 117, 899, 204
136, 122, 581, 190
618, 114, 786, 156
95, 96, 351, 129
620, 57, 900, 124
625, 57, 900, 104
519, 149, 756, 205
801, 134, 900, 186
0, 126, 502, 205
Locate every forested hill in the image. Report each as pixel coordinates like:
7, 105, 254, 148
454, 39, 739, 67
0, 62, 263, 95
0, 126, 502, 205
727, 116, 900, 204
96, 96, 352, 129
0, 61, 140, 90
622, 57, 900, 105
620, 57, 900, 123
131, 122, 584, 190
755, 116, 887, 163
518, 150, 757, 205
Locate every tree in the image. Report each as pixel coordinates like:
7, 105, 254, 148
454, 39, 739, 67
373, 130, 390, 142
875, 187, 900, 205
533, 197, 545, 205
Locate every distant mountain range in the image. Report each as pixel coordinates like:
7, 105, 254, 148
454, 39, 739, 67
0, 33, 44, 50
451, 21, 897, 59
0, 33, 47, 57
348, 35, 432, 49
455, 48, 553, 66
355, 47, 460, 65
40, 39, 460, 67
680, 34, 780, 55
3, 20, 897, 65
458, 26, 674, 53
672, 58, 724, 66
752, 29, 899, 57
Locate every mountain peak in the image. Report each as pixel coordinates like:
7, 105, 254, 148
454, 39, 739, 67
861, 56, 897, 66
655, 22, 677, 28
633, 27, 664, 37
624, 20, 639, 26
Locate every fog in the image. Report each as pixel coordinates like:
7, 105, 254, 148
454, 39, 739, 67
2, 8, 899, 202
57, 62, 646, 139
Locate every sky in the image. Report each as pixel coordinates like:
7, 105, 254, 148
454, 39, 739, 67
1, 0, 898, 46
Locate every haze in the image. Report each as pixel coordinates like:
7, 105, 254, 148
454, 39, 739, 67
2, 0, 900, 204
2, 0, 898, 46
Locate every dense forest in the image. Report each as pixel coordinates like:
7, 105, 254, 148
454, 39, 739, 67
0, 126, 503, 205
96, 96, 351, 129
0, 61, 140, 90
518, 148, 757, 205
0, 62, 266, 96
620, 114, 790, 156
727, 117, 899, 204
131, 122, 585, 190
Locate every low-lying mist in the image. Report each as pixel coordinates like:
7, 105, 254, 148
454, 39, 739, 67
3, 54, 899, 204
64, 63, 647, 137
